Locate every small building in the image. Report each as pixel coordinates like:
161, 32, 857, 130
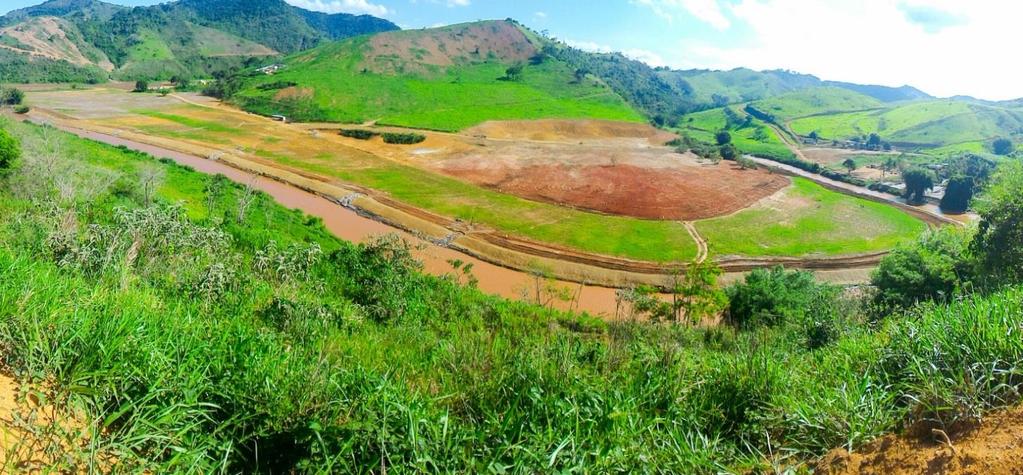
270, 114, 287, 122
257, 64, 285, 75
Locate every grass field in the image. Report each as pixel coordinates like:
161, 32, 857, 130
98, 103, 928, 260
697, 178, 927, 257
121, 107, 698, 262
232, 30, 644, 131
752, 87, 883, 121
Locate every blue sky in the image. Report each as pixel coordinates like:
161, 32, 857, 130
3, 0, 1021, 100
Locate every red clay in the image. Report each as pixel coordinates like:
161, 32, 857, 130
443, 161, 790, 220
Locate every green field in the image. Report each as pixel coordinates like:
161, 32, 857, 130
231, 23, 645, 131
697, 178, 926, 257
119, 104, 925, 261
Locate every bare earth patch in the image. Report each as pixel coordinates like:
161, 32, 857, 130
465, 119, 678, 145
817, 406, 1023, 475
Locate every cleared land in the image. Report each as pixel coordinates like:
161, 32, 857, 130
25, 87, 926, 266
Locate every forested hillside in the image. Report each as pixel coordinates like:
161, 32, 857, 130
0, 0, 398, 81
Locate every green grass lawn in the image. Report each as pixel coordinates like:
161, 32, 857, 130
697, 178, 925, 257
232, 34, 644, 131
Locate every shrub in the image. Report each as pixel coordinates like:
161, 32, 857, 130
256, 81, 298, 91
0, 87, 24, 105
381, 132, 426, 145
0, 126, 21, 169
972, 161, 1023, 284
720, 144, 738, 161
715, 130, 732, 145
725, 267, 832, 329
340, 129, 378, 140
870, 226, 974, 310
133, 80, 149, 93
13, 105, 29, 114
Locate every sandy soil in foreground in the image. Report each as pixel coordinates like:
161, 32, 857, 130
818, 406, 1023, 474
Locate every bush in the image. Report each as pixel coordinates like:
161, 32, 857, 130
381, 132, 427, 145
715, 130, 732, 146
0, 87, 25, 105
972, 161, 1023, 284
720, 144, 738, 161
133, 80, 149, 93
340, 129, 378, 140
0, 126, 21, 169
256, 81, 298, 91
13, 105, 30, 114
725, 267, 832, 329
871, 226, 974, 310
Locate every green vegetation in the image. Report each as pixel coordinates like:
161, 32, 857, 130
231, 23, 645, 131
3, 117, 1023, 472
679, 107, 795, 161
0, 87, 24, 105
0, 48, 107, 84
339, 129, 378, 140
753, 87, 883, 121
697, 178, 926, 257
0, 126, 20, 169
381, 132, 426, 144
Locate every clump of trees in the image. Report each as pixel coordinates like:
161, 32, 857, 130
501, 64, 524, 82
133, 80, 149, 93
381, 132, 427, 145
902, 167, 935, 204
340, 129, 379, 140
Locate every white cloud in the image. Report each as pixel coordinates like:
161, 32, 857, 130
534, 11, 548, 19
633, 0, 731, 29
674, 0, 1023, 100
285, 0, 389, 16
446, 0, 470, 6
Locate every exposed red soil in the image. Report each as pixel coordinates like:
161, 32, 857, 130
442, 161, 789, 220
817, 406, 1023, 475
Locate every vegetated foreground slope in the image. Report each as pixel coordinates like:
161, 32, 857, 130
231, 20, 645, 130
0, 0, 399, 81
2, 117, 1023, 472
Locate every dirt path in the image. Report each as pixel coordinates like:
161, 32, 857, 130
818, 405, 1023, 474
683, 222, 708, 264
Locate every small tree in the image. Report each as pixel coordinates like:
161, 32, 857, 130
807, 130, 820, 142
902, 167, 935, 204
573, 68, 590, 83
503, 64, 524, 82
867, 133, 882, 149
719, 144, 738, 161
133, 80, 149, 93
715, 130, 732, 146
939, 175, 975, 214
0, 127, 21, 170
0, 88, 24, 105
993, 138, 1015, 156
842, 158, 857, 174
972, 161, 1023, 284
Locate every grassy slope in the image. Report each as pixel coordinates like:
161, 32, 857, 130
754, 87, 884, 121
231, 26, 645, 131
790, 99, 1023, 148
680, 107, 795, 160
697, 178, 926, 257
3, 120, 1023, 473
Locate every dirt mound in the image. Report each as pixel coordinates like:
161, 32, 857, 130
465, 119, 678, 145
817, 406, 1023, 475
0, 16, 113, 70
443, 161, 789, 220
364, 20, 537, 73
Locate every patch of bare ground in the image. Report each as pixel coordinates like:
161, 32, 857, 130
364, 21, 536, 74
0, 373, 108, 472
0, 16, 113, 70
464, 119, 678, 145
817, 406, 1023, 475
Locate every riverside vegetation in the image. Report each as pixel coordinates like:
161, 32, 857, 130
1, 117, 1023, 472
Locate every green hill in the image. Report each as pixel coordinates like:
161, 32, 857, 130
749, 87, 885, 121
0, 0, 399, 81
790, 99, 1023, 149
230, 20, 645, 130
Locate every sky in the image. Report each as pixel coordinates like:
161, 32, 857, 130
3, 0, 1021, 100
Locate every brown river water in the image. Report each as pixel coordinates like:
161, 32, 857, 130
67, 128, 626, 316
